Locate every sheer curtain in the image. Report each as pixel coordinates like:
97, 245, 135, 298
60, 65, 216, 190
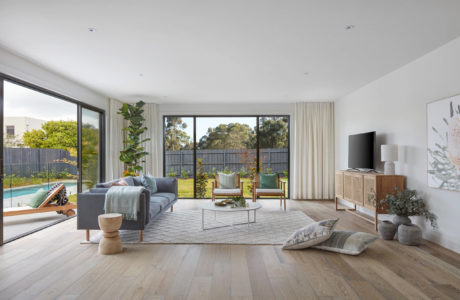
106, 98, 125, 180
142, 103, 162, 177
293, 102, 335, 200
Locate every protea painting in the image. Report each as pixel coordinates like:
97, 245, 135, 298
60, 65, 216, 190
427, 95, 460, 191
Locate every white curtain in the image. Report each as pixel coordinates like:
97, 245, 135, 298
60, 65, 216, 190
142, 103, 162, 177
293, 102, 335, 200
106, 98, 125, 180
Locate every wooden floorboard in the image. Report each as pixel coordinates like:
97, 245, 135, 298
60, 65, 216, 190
0, 199, 459, 300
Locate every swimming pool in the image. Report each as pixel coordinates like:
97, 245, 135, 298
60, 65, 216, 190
3, 182, 78, 199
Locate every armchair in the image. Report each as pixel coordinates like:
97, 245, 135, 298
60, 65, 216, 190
252, 173, 287, 210
211, 173, 244, 201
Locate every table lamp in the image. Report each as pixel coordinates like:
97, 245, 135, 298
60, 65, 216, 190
381, 144, 398, 175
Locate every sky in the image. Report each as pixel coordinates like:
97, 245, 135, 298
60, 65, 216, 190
4, 81, 100, 127
178, 117, 257, 140
4, 80, 257, 136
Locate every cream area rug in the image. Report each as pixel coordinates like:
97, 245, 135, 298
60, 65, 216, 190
85, 209, 314, 245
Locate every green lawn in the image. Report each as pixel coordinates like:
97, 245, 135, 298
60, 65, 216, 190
177, 178, 288, 199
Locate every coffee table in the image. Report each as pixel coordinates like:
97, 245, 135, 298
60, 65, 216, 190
200, 201, 262, 230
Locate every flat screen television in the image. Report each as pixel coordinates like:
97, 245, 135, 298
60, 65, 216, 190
348, 131, 376, 170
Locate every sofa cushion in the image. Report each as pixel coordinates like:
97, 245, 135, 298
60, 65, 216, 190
141, 174, 158, 193
133, 176, 143, 186
123, 176, 135, 186
89, 188, 110, 194
149, 201, 161, 220
218, 172, 236, 189
150, 195, 170, 210
256, 188, 283, 194
153, 192, 175, 203
213, 188, 241, 195
259, 173, 278, 189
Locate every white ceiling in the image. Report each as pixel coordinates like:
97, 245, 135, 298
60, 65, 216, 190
1, 0, 460, 104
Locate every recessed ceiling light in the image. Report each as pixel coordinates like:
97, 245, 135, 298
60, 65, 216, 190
345, 25, 355, 30
88, 27, 97, 32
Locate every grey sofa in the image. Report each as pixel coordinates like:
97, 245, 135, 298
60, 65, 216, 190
77, 176, 177, 241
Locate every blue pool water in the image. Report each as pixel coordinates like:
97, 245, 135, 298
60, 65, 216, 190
3, 182, 77, 199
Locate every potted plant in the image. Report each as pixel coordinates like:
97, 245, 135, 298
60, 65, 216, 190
376, 188, 438, 229
118, 101, 150, 176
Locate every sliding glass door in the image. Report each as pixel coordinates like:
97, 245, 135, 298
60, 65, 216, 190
81, 108, 103, 193
163, 115, 290, 199
0, 75, 105, 244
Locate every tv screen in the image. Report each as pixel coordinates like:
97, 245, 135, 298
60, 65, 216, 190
348, 131, 376, 169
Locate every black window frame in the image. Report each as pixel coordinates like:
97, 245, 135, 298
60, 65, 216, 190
163, 115, 290, 199
0, 73, 106, 245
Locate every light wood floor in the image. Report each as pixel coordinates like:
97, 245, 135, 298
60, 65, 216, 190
0, 200, 459, 300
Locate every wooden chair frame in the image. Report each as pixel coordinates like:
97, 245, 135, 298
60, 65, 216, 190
252, 174, 287, 210
211, 173, 244, 201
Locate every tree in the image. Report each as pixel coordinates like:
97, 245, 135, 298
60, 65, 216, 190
165, 117, 192, 150
198, 123, 255, 150
258, 117, 288, 148
23, 120, 77, 154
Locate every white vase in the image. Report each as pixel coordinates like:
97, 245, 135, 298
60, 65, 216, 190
448, 117, 460, 168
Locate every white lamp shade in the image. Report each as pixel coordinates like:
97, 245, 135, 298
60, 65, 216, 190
381, 144, 398, 162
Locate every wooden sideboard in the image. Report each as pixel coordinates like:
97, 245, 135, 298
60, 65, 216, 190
335, 170, 405, 231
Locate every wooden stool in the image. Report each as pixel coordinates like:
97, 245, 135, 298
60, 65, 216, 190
98, 213, 123, 255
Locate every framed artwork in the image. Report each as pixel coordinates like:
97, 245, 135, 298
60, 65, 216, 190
427, 94, 460, 191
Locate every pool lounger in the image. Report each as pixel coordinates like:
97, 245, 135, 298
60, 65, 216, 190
3, 183, 76, 217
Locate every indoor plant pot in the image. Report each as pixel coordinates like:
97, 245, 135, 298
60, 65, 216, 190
393, 215, 412, 227
378, 220, 397, 240
398, 224, 422, 246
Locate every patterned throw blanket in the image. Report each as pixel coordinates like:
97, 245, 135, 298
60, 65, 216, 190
104, 186, 145, 221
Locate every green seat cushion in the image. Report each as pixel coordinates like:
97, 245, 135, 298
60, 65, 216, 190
259, 174, 278, 189
141, 174, 158, 194
218, 172, 236, 189
29, 188, 48, 208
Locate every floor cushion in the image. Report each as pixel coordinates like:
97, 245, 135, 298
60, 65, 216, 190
282, 218, 339, 250
313, 231, 377, 255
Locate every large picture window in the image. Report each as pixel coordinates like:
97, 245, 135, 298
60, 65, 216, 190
163, 116, 289, 199
0, 75, 105, 244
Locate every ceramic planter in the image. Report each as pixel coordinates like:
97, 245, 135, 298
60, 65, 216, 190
398, 224, 422, 246
378, 220, 397, 240
393, 215, 411, 227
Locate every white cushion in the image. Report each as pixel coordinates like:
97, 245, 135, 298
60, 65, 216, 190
256, 188, 283, 194
213, 188, 241, 195
313, 231, 377, 255
282, 219, 339, 250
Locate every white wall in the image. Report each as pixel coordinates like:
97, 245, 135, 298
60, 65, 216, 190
335, 37, 460, 252
0, 47, 108, 110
